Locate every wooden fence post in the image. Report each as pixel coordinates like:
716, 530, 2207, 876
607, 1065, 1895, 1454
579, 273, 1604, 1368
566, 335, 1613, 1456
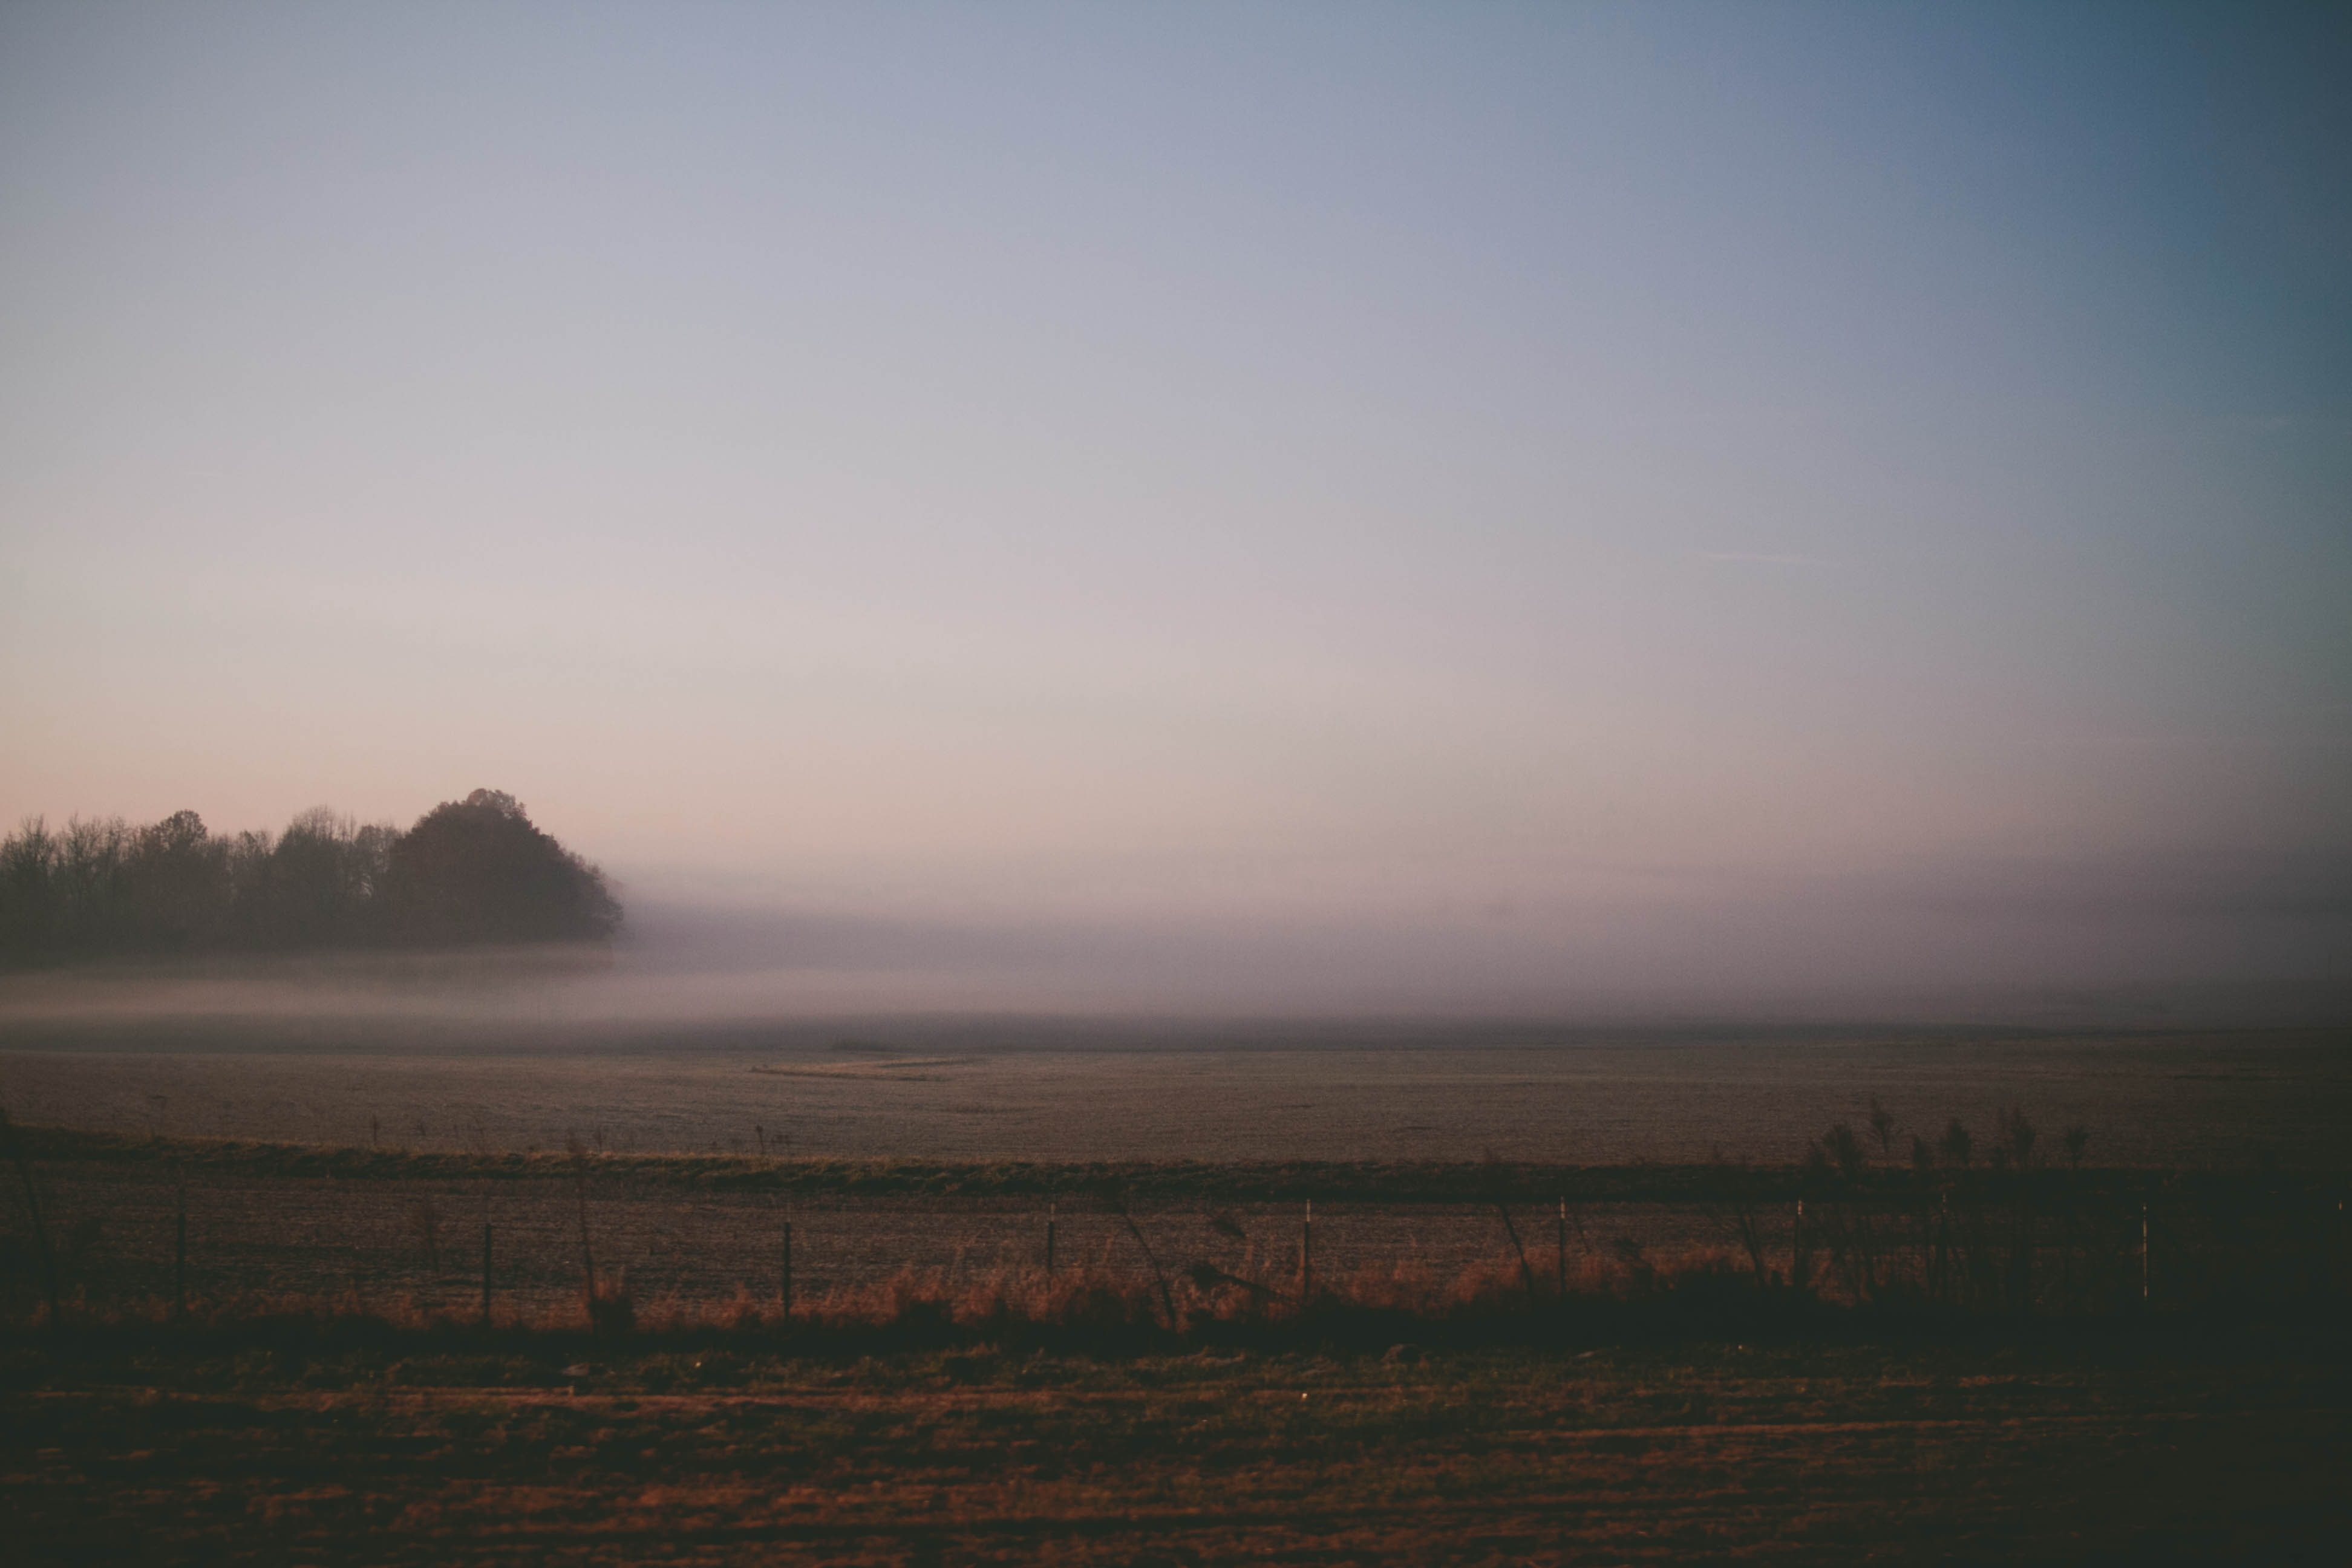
1556, 1198, 1569, 1298
173, 1175, 188, 1322
1301, 1200, 1313, 1302
0, 1110, 62, 1333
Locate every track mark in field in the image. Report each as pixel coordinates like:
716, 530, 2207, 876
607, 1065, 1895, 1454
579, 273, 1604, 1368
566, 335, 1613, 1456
750, 1057, 979, 1080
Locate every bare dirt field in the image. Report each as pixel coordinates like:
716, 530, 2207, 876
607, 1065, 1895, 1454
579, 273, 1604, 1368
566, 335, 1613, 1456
7, 1337, 2347, 1564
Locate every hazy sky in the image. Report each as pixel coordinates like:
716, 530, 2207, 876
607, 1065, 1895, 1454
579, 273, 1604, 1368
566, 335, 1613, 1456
4, 3, 2347, 1011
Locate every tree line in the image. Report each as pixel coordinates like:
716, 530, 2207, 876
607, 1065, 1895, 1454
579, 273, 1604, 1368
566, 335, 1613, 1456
0, 789, 620, 964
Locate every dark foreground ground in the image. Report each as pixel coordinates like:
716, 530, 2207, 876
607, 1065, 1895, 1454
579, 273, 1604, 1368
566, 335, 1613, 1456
5, 1331, 2348, 1565
5, 1067, 2349, 1564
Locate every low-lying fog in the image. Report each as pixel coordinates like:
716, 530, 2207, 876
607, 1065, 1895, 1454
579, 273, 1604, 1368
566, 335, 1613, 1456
2, 844, 2345, 1043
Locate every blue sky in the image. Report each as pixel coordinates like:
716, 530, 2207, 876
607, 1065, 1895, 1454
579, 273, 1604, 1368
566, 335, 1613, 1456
2, 2, 2345, 1011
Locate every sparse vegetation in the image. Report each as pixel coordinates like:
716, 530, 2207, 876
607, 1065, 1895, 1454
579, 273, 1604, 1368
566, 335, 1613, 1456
3, 1116, 2344, 1341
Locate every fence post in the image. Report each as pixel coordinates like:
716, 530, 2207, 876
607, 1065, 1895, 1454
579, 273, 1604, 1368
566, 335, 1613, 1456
174, 1179, 188, 1322
0, 1109, 62, 1333
1045, 1203, 1056, 1281
781, 1217, 793, 1325
1301, 1200, 1313, 1302
1933, 1192, 1950, 1306
480, 1221, 493, 1327
1556, 1198, 1569, 1298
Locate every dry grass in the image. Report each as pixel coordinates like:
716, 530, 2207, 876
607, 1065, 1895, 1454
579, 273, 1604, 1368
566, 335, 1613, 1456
7, 1115, 2348, 1345
7, 1116, 2350, 1562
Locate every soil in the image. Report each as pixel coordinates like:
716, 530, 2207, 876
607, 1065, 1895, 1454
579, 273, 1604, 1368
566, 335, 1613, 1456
7, 1338, 2346, 1564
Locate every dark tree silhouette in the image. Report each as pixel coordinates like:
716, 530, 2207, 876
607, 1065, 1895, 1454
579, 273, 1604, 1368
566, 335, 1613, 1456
124, 810, 230, 952
0, 789, 619, 964
0, 818, 62, 957
384, 790, 620, 947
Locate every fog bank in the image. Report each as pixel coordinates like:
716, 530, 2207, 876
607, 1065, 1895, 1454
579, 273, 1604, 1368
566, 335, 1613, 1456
2, 842, 2341, 1037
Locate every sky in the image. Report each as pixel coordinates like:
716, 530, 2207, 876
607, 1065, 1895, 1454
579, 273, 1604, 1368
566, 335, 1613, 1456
2, 2, 2347, 1016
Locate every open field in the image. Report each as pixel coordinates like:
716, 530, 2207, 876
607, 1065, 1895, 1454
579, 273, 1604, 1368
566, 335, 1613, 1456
5, 1024, 2348, 1330
3, 1025, 2347, 1168
7, 1334, 2348, 1564
6, 1027, 2348, 1560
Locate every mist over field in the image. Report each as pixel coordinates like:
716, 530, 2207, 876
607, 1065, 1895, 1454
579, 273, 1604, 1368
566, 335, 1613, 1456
1, 832, 2347, 1034
610, 838, 2352, 1022
2, 3, 2347, 1034
8, 15, 2352, 1567
8, 11, 2352, 1562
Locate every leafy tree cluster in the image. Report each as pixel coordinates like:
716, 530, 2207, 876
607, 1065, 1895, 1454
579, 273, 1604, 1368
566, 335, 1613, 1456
0, 789, 619, 964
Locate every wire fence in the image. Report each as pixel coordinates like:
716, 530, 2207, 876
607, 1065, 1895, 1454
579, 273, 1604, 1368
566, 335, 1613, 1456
5, 1154, 2347, 1331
